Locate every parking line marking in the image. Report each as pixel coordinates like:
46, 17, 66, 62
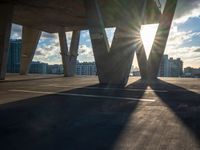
40, 84, 168, 93
9, 89, 156, 102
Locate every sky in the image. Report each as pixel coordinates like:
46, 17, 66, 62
10, 0, 200, 68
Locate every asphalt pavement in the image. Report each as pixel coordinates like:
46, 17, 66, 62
0, 75, 200, 150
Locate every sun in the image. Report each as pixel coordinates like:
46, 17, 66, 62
140, 24, 158, 58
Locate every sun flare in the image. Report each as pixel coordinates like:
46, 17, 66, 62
140, 24, 158, 58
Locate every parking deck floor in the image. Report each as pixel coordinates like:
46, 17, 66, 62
0, 75, 200, 150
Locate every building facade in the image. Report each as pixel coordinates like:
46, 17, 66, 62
168, 58, 183, 77
7, 39, 22, 73
29, 61, 48, 74
6, 40, 184, 78
158, 55, 169, 77
158, 55, 183, 77
76, 62, 97, 75
48, 64, 63, 74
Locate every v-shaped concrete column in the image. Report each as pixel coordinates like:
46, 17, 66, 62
58, 30, 80, 77
68, 30, 80, 76
59, 30, 69, 77
85, 0, 110, 83
136, 26, 148, 79
108, 27, 137, 85
147, 0, 177, 79
136, 44, 148, 79
85, 0, 141, 85
20, 26, 41, 75
0, 4, 13, 80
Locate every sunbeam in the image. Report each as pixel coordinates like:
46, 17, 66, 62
140, 24, 159, 58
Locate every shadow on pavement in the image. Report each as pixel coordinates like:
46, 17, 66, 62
149, 79, 200, 142
0, 80, 146, 150
0, 76, 62, 83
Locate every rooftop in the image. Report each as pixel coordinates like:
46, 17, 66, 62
0, 75, 200, 150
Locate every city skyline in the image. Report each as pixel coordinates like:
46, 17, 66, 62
8, 41, 198, 78
10, 0, 200, 68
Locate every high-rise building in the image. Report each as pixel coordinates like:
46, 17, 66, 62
6, 40, 48, 74
158, 55, 169, 77
76, 62, 97, 75
158, 55, 183, 77
168, 57, 183, 77
7, 39, 22, 73
29, 61, 48, 74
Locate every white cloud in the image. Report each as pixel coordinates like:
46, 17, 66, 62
165, 26, 200, 67
161, 0, 200, 68
167, 46, 200, 68
166, 27, 192, 49
160, 0, 200, 23
33, 33, 62, 64
77, 44, 94, 62
174, 4, 200, 24
11, 24, 22, 39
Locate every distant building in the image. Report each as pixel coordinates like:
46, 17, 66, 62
7, 39, 22, 73
158, 55, 183, 77
168, 57, 183, 77
76, 62, 97, 75
29, 61, 48, 74
6, 40, 186, 78
158, 55, 169, 77
48, 64, 63, 74
132, 67, 140, 76
184, 67, 200, 78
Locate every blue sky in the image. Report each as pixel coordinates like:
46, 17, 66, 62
11, 0, 200, 68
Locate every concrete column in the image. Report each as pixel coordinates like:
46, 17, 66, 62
136, 42, 148, 80
147, 0, 177, 79
85, 0, 136, 85
85, 0, 110, 84
107, 0, 155, 84
134, 26, 148, 80
85, 0, 145, 85
59, 30, 80, 77
58, 29, 69, 77
68, 30, 80, 76
108, 27, 136, 85
134, 0, 161, 80
0, 4, 13, 80
20, 26, 41, 75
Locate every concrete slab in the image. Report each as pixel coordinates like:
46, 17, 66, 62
2, 0, 160, 32
0, 76, 200, 150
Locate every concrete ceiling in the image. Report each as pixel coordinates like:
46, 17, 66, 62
1, 0, 161, 33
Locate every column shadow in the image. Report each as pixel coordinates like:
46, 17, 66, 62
149, 79, 200, 142
0, 79, 147, 150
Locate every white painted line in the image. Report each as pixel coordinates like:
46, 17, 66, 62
40, 84, 168, 93
9, 90, 156, 102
